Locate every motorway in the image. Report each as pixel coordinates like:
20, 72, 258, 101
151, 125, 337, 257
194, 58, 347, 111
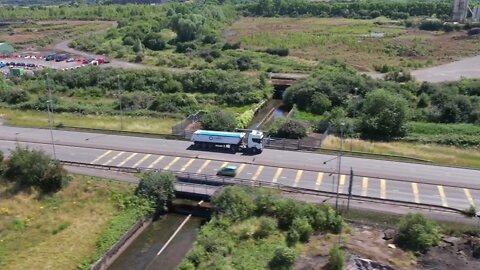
1, 126, 480, 211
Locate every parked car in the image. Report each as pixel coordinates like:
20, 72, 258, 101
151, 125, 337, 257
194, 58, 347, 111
45, 53, 56, 61
81, 59, 89, 64
66, 58, 75, 63
0, 62, 5, 68
16, 62, 26, 67
216, 165, 238, 177
26, 63, 36, 68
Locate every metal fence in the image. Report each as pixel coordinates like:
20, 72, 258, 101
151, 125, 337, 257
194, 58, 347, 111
171, 112, 203, 136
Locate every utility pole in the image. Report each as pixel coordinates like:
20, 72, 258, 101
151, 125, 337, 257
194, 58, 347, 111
334, 123, 345, 211
347, 167, 354, 212
350, 87, 358, 152
117, 75, 124, 131
46, 73, 57, 160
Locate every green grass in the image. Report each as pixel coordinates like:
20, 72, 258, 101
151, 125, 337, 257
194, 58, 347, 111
0, 175, 137, 270
322, 135, 480, 168
0, 108, 180, 134
404, 122, 480, 148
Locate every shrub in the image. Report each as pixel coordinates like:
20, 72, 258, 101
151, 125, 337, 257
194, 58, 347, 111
269, 246, 297, 270
291, 217, 313, 242
394, 213, 441, 252
310, 93, 332, 115
236, 109, 255, 129
5, 146, 67, 192
274, 119, 307, 139
212, 186, 256, 221
265, 48, 289, 57
286, 229, 300, 246
200, 109, 237, 132
254, 217, 277, 239
135, 172, 176, 210
419, 19, 443, 31
222, 41, 241, 50
360, 89, 408, 140
464, 205, 477, 217
327, 245, 345, 270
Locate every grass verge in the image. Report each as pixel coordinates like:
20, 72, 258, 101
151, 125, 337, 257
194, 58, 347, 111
0, 175, 138, 270
322, 135, 480, 169
0, 108, 179, 134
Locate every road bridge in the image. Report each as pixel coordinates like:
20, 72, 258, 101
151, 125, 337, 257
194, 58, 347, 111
0, 126, 479, 212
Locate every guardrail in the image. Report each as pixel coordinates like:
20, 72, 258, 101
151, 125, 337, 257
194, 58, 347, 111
60, 160, 464, 214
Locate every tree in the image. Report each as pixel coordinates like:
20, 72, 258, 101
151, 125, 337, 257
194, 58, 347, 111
360, 89, 408, 140
212, 186, 256, 221
327, 245, 345, 270
394, 213, 440, 252
311, 93, 332, 115
135, 172, 176, 210
5, 146, 67, 192
269, 246, 297, 270
143, 32, 166, 51
273, 119, 307, 139
200, 109, 236, 131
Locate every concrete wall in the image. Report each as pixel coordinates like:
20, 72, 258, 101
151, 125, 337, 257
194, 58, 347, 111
473, 6, 480, 21
453, 0, 469, 23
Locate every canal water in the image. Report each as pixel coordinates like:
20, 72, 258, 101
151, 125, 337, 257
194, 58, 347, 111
107, 213, 203, 270
250, 99, 289, 129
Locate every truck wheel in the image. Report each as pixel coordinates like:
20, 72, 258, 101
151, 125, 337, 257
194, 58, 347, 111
251, 148, 258, 154
200, 142, 206, 148
231, 145, 238, 152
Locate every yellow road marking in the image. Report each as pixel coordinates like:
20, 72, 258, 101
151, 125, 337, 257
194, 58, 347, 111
272, 168, 283, 183
361, 177, 368, 197
220, 162, 229, 168
412, 183, 420, 204
103, 151, 124, 166
464, 188, 475, 207
252, 166, 264, 181
90, 150, 112, 164
338, 175, 346, 193
164, 157, 180, 170
196, 160, 211, 174
380, 179, 386, 199
315, 172, 324, 190
437, 186, 448, 207
133, 154, 151, 168
180, 158, 195, 172
147, 156, 164, 169
236, 164, 246, 175
117, 153, 137, 167
294, 170, 303, 187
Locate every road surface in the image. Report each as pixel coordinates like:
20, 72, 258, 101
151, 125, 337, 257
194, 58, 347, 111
0, 126, 479, 211
412, 55, 480, 83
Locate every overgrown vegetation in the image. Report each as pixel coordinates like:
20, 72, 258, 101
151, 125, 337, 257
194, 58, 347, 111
179, 186, 343, 269
394, 213, 441, 252
327, 244, 345, 270
4, 146, 68, 193
135, 171, 176, 211
0, 174, 149, 270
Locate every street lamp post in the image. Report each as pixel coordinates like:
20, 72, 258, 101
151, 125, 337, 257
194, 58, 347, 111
334, 123, 345, 211
350, 87, 358, 152
117, 75, 124, 131
45, 73, 57, 159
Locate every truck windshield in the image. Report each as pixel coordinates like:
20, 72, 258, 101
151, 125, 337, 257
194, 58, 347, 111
252, 138, 262, 143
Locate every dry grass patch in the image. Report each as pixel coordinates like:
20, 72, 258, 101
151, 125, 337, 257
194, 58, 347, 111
0, 108, 179, 134
322, 135, 480, 168
0, 175, 134, 270
227, 17, 480, 71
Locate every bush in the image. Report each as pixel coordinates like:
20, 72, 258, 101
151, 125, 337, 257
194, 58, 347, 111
286, 229, 300, 246
236, 109, 255, 129
222, 41, 241, 50
290, 217, 313, 242
135, 172, 176, 210
327, 245, 345, 270
394, 213, 441, 252
265, 48, 289, 57
274, 119, 307, 139
464, 205, 477, 217
200, 109, 237, 132
212, 186, 256, 221
360, 89, 408, 140
269, 246, 297, 270
419, 19, 443, 31
5, 146, 67, 192
254, 217, 277, 239
310, 93, 332, 115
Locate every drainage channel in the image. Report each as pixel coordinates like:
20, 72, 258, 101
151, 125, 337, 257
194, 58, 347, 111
107, 203, 207, 270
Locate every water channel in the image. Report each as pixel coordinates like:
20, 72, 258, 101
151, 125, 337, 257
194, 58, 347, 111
107, 213, 203, 270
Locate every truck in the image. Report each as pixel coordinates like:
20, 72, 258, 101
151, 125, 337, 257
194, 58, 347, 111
45, 53, 56, 61
55, 54, 68, 62
191, 130, 264, 154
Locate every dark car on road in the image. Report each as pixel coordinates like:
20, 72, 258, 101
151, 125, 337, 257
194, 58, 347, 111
216, 165, 238, 177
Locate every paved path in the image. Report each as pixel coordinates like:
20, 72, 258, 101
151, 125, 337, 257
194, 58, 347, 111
0, 126, 479, 211
412, 55, 480, 83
